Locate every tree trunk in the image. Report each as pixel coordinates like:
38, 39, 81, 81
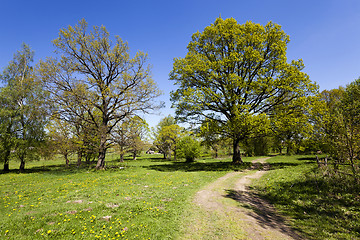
132, 151, 137, 160
19, 158, 25, 173
65, 153, 69, 168
3, 149, 10, 171
19, 150, 26, 172
77, 151, 82, 167
232, 138, 243, 164
214, 146, 218, 158
120, 153, 124, 162
96, 135, 107, 169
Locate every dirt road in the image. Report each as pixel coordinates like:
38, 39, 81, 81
180, 158, 302, 240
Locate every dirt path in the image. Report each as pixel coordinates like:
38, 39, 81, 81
181, 158, 302, 240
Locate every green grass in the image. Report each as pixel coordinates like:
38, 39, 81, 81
0, 154, 252, 240
253, 155, 360, 240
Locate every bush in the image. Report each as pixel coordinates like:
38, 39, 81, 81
176, 136, 201, 162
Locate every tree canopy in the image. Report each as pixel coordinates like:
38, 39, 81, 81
0, 44, 48, 171
39, 19, 162, 169
170, 17, 318, 163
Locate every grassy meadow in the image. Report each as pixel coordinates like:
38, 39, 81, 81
1, 154, 360, 239
253, 155, 360, 240
0, 153, 252, 240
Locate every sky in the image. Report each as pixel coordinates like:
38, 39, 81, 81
1, 0, 360, 128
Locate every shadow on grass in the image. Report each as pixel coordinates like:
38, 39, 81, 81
254, 175, 360, 239
145, 160, 252, 172
0, 162, 101, 175
224, 189, 303, 239
267, 161, 313, 170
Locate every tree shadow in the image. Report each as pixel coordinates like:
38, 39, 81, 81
252, 174, 360, 239
0, 162, 99, 175
297, 157, 317, 161
145, 161, 252, 172
224, 188, 304, 239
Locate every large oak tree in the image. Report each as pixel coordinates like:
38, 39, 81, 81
170, 18, 317, 164
39, 19, 162, 169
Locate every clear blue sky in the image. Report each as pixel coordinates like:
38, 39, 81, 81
1, 0, 360, 128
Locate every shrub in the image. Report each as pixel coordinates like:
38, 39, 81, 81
176, 136, 201, 163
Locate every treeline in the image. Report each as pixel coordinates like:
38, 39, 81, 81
1, 17, 360, 182
0, 19, 162, 171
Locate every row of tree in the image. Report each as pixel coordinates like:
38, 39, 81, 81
1, 17, 359, 180
0, 19, 162, 171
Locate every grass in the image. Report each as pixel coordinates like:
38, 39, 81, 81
253, 155, 360, 240
3, 154, 360, 239
0, 153, 252, 240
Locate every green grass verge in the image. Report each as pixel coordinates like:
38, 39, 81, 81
0, 154, 252, 239
253, 155, 360, 240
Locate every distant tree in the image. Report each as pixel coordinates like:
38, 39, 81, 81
0, 44, 48, 172
47, 118, 74, 167
176, 135, 201, 163
39, 19, 162, 169
112, 116, 149, 161
153, 115, 183, 160
199, 120, 223, 158
170, 17, 317, 164
270, 95, 318, 155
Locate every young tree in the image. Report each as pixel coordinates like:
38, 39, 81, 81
317, 81, 360, 180
170, 17, 317, 164
112, 116, 149, 161
47, 118, 75, 168
0, 88, 17, 171
270, 95, 318, 155
39, 19, 162, 169
153, 116, 183, 160
199, 119, 223, 158
176, 135, 201, 163
0, 44, 48, 172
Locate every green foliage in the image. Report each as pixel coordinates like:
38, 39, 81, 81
271, 95, 320, 155
170, 17, 318, 164
176, 135, 201, 163
0, 44, 48, 171
39, 19, 162, 169
153, 115, 183, 160
313, 79, 360, 180
112, 116, 149, 161
242, 135, 271, 156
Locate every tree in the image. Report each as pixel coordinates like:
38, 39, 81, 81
176, 135, 201, 163
270, 95, 318, 155
0, 88, 17, 171
170, 17, 317, 164
316, 81, 360, 180
47, 118, 75, 167
0, 44, 48, 172
153, 115, 183, 160
199, 119, 223, 158
112, 116, 149, 161
39, 19, 162, 169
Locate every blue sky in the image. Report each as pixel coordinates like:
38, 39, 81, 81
1, 0, 360, 128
